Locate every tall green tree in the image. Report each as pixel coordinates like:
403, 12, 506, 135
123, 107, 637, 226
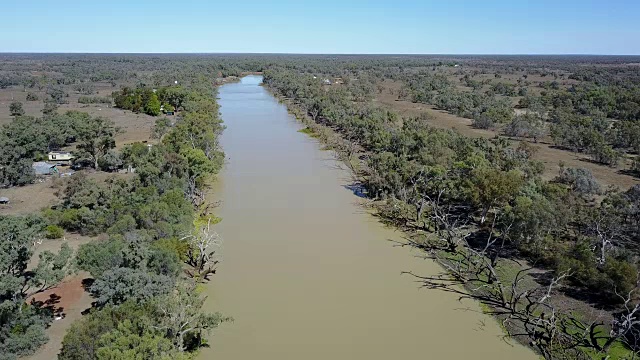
468, 167, 525, 223
145, 93, 161, 116
9, 101, 24, 117
155, 281, 231, 351
76, 116, 120, 169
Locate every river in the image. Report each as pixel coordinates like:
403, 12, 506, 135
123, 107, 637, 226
200, 75, 537, 359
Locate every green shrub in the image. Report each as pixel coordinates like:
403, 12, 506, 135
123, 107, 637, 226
45, 224, 64, 239
590, 142, 621, 167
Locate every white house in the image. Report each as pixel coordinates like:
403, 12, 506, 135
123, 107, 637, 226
48, 151, 74, 162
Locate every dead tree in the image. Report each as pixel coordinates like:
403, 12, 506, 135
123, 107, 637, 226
425, 189, 470, 252
181, 217, 222, 282
399, 186, 470, 253
586, 210, 626, 266
403, 224, 638, 359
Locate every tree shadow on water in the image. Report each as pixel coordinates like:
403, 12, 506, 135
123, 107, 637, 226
343, 182, 367, 198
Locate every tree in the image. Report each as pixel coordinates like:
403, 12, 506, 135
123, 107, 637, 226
589, 141, 621, 167
0, 305, 50, 359
9, 101, 24, 116
159, 86, 188, 111
181, 216, 222, 281
632, 156, 640, 175
89, 267, 173, 306
155, 281, 231, 351
504, 112, 546, 142
145, 93, 161, 116
41, 101, 58, 116
95, 320, 193, 360
98, 150, 123, 172
469, 167, 524, 223
0, 215, 72, 358
472, 113, 495, 129
180, 147, 216, 206
404, 229, 636, 359
75, 116, 120, 169
0, 158, 35, 187
556, 166, 600, 197
76, 238, 125, 278
153, 117, 172, 140
46, 86, 67, 104
162, 103, 175, 114
63, 172, 104, 209
59, 301, 154, 360
0, 215, 73, 299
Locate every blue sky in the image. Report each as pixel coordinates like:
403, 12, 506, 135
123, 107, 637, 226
3, 0, 639, 54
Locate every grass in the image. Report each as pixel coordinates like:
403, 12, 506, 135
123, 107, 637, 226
297, 127, 318, 137
583, 341, 635, 359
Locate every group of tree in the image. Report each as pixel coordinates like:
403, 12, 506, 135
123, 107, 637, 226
56, 73, 228, 359
520, 82, 640, 168
1, 67, 230, 358
112, 85, 187, 116
401, 63, 640, 171
0, 215, 73, 358
264, 68, 640, 358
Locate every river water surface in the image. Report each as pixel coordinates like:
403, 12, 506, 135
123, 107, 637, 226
200, 75, 537, 359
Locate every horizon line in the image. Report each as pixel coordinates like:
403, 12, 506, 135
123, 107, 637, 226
1, 51, 640, 57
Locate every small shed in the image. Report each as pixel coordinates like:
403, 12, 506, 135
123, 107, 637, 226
48, 151, 74, 162
33, 162, 58, 175
0, 197, 9, 204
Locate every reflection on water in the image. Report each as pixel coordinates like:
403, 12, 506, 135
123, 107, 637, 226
199, 75, 537, 359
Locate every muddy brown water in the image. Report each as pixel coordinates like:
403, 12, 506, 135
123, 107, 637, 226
200, 75, 537, 359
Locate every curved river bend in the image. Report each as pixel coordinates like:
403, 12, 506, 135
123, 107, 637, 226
200, 75, 537, 359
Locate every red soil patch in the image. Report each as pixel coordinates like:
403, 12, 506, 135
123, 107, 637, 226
29, 276, 87, 319
26, 275, 94, 360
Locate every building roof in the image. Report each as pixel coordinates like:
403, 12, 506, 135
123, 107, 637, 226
48, 151, 72, 155
32, 162, 57, 175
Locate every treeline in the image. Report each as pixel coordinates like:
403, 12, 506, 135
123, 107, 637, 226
264, 68, 640, 358
1, 73, 227, 359
56, 75, 227, 359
